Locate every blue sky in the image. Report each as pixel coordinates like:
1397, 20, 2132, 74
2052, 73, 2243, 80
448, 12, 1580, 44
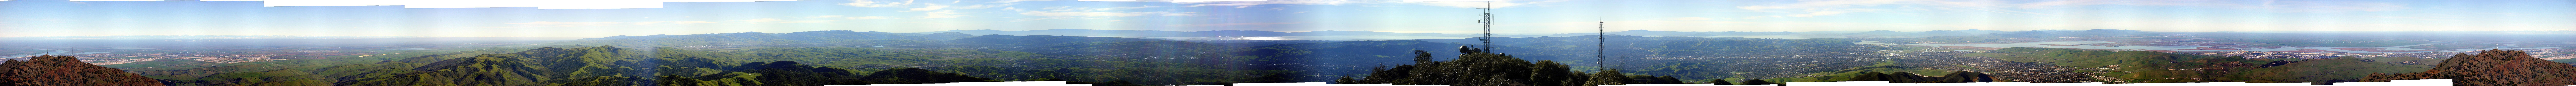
1, 0, 2569, 37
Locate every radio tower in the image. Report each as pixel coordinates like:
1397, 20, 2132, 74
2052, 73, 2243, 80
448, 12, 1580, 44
1596, 20, 1606, 68
1474, 1, 1496, 51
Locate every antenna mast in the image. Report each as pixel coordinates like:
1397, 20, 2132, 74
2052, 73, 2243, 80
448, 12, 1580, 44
1596, 20, 1605, 69
1475, 1, 1496, 51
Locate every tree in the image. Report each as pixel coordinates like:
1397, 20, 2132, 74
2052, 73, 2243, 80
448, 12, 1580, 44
1703, 79, 1732, 85
1584, 69, 1632, 86
1739, 79, 1779, 86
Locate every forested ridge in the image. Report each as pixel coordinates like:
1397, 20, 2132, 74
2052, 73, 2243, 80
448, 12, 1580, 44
91, 33, 1302, 86
1334, 48, 1670, 86
1957, 47, 2447, 84
1333, 47, 2000, 86
109, 44, 1307, 86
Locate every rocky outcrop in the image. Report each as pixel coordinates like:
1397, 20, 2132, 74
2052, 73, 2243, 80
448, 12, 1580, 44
2364, 50, 2576, 86
0, 55, 166, 86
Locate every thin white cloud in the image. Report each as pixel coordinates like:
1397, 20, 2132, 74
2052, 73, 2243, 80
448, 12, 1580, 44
739, 18, 783, 23
1008, 10, 1192, 22
1736, 0, 1930, 11
993, 0, 1067, 3
1106, 5, 1164, 11
1786, 8, 1869, 17
1401, 0, 1566, 8
845, 0, 915, 8
491, 21, 716, 28
87, 0, 808, 9
1019, 11, 1195, 17
955, 4, 1011, 9
805, 15, 896, 20
1174, 0, 1365, 8
1668, 17, 1712, 21
1039, 5, 1162, 12
1162, 12, 1199, 16
2015, 0, 2410, 12
1172, 22, 1301, 27
1735, 0, 2411, 19
1008, 17, 1106, 22
922, 11, 967, 19
908, 3, 951, 11
847, 16, 894, 19
807, 15, 847, 18
1008, 5, 1187, 21
736, 18, 837, 23
1730, 0, 1948, 19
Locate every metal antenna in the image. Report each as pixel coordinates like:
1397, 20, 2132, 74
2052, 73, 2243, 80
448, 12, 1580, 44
1475, 1, 1496, 51
1597, 19, 1606, 69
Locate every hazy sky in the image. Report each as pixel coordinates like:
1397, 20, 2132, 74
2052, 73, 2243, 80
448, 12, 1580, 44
1, 0, 2570, 37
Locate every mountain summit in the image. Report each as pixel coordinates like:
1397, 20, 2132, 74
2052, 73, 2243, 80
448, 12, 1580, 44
0, 55, 166, 86
2365, 49, 2576, 86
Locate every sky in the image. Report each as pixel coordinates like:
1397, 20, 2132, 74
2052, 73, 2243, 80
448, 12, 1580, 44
0, 0, 2570, 37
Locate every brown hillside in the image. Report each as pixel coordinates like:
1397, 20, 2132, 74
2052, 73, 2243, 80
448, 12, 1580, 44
2364, 50, 2576, 86
0, 55, 166, 86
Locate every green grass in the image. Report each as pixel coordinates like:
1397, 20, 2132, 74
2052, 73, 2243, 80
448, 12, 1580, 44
1980, 47, 2436, 83
1764, 60, 1962, 82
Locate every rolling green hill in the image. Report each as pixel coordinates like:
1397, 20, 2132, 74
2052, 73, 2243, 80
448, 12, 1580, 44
1973, 47, 2436, 83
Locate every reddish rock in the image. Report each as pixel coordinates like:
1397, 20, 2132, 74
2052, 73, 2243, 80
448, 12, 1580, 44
2365, 50, 2576, 86
0, 55, 166, 86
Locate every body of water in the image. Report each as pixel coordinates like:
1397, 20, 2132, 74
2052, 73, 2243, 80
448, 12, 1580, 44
1696, 35, 1848, 39
381, 48, 433, 50
6, 48, 112, 58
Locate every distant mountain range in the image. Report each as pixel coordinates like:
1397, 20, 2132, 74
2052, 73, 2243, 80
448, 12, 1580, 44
910, 29, 1544, 37
1544, 30, 1797, 36
557, 30, 976, 47
583, 30, 973, 41
906, 29, 2165, 38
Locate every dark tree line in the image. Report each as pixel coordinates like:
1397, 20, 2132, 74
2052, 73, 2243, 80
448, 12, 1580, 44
1334, 47, 1690, 86
1838, 71, 1994, 83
